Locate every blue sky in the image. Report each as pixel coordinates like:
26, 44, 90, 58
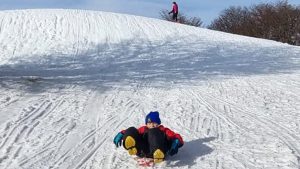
0, 0, 299, 25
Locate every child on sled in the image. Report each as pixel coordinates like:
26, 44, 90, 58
113, 111, 184, 163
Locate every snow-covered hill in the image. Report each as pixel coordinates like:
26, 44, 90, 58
0, 9, 300, 169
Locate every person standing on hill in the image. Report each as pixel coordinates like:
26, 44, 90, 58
169, 2, 179, 22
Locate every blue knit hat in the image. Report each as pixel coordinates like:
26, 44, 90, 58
145, 111, 161, 124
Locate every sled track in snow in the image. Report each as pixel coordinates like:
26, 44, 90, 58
9, 89, 144, 169
210, 76, 300, 159
0, 80, 299, 169
204, 93, 300, 158
73, 96, 140, 169
188, 89, 245, 133
0, 95, 66, 169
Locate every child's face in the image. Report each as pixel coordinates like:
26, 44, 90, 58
146, 122, 159, 129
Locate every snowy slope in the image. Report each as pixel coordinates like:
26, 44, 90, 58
0, 9, 300, 169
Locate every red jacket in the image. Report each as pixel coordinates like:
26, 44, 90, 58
172, 3, 178, 14
122, 125, 184, 146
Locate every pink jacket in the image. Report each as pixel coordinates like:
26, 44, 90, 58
172, 3, 178, 13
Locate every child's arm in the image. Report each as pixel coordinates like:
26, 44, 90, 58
160, 126, 184, 146
120, 129, 126, 134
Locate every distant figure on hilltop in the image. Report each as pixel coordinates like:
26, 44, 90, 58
169, 2, 179, 22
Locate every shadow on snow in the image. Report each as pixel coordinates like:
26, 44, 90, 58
167, 137, 216, 168
0, 37, 299, 92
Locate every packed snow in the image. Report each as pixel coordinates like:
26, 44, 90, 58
0, 9, 300, 169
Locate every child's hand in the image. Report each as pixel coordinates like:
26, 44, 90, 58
168, 139, 180, 156
113, 132, 124, 147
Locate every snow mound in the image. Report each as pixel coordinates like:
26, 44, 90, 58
0, 9, 299, 86
0, 9, 295, 63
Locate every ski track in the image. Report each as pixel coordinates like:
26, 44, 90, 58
217, 80, 299, 152
0, 76, 299, 169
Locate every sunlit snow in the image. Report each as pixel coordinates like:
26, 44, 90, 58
0, 9, 300, 169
